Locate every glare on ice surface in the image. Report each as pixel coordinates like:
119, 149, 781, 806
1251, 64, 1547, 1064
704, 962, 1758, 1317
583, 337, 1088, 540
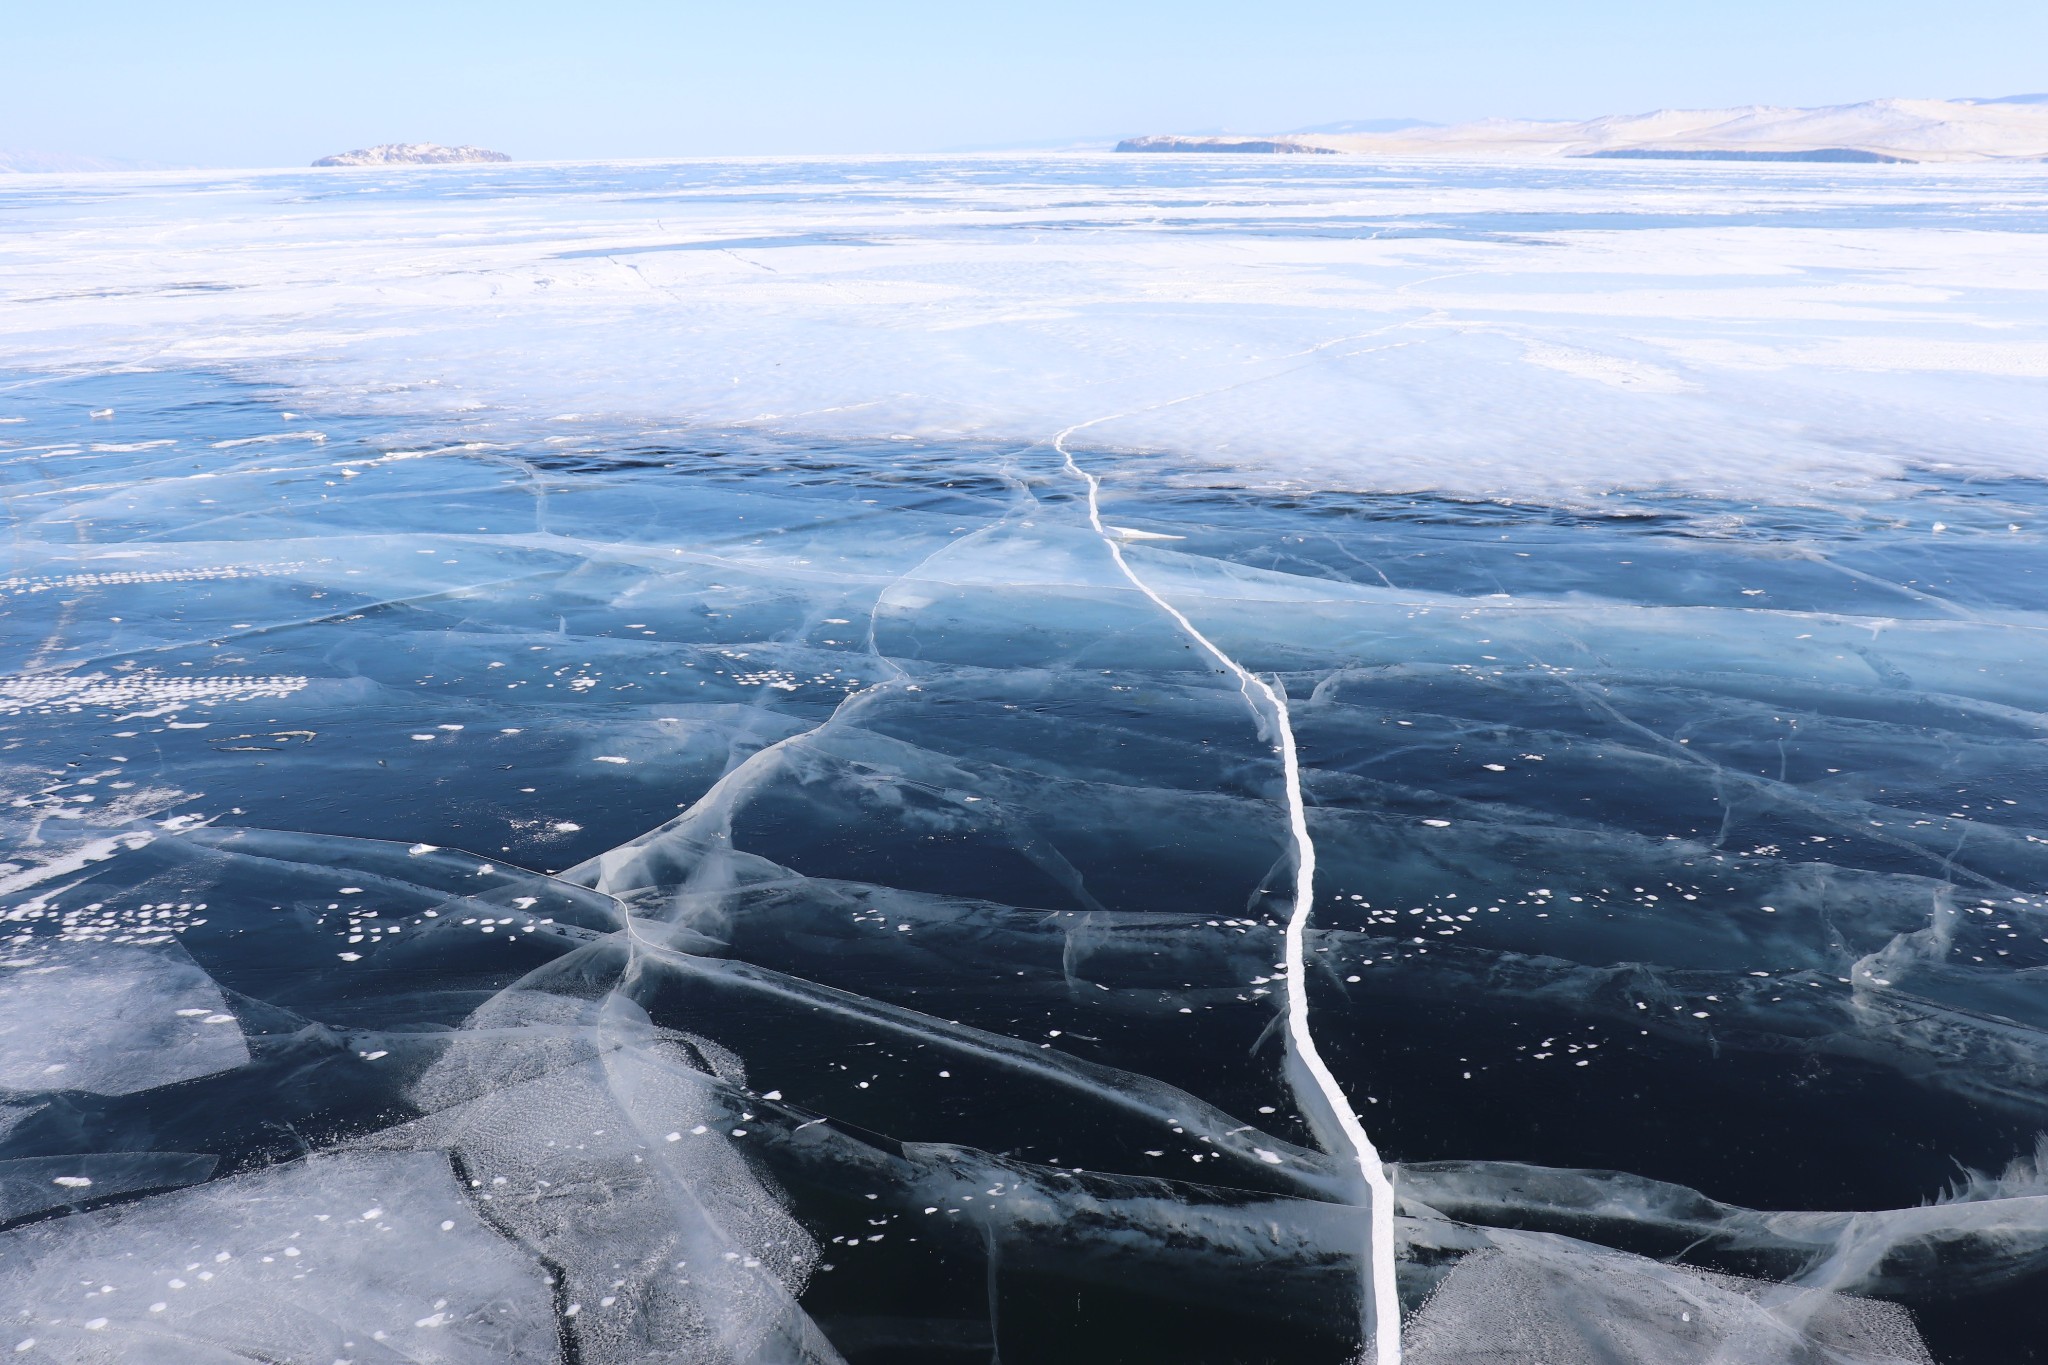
1, 156, 2046, 1363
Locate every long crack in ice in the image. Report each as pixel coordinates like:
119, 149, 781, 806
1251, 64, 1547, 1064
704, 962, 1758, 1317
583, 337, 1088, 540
1058, 425, 1401, 1365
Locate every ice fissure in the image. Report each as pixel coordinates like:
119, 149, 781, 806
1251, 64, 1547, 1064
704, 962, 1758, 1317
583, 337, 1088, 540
1058, 426, 1403, 1364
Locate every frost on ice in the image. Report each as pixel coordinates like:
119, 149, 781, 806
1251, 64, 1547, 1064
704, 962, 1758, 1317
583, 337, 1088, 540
3, 158, 2048, 1360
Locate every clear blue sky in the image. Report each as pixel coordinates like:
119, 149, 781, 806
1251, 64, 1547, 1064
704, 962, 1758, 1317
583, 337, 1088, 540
7, 0, 2045, 165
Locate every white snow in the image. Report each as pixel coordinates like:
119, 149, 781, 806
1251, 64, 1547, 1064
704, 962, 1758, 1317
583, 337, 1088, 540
2, 157, 2044, 504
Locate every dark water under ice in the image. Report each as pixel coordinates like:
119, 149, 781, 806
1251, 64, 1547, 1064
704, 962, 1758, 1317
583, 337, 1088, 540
4, 369, 2048, 1363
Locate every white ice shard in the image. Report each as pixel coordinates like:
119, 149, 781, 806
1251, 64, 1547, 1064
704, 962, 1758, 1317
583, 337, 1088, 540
1404, 1237, 1933, 1364
368, 982, 844, 1365
0, 944, 249, 1096
0, 1149, 559, 1363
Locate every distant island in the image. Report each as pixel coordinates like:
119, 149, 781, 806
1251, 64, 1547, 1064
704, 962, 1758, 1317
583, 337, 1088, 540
1116, 136, 1337, 155
1117, 96, 2048, 163
313, 143, 510, 167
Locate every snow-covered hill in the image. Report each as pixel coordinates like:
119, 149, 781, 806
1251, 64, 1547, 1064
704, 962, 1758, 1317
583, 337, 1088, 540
1123, 97, 2048, 162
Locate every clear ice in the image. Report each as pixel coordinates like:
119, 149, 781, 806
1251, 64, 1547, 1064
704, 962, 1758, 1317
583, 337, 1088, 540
3, 157, 2048, 1362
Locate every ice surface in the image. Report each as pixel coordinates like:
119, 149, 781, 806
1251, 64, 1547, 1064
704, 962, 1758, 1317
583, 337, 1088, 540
379, 984, 841, 1365
0, 944, 248, 1096
0, 1153, 217, 1223
1, 159, 2046, 503
1, 159, 2045, 1361
1404, 1239, 1935, 1364
0, 1150, 558, 1363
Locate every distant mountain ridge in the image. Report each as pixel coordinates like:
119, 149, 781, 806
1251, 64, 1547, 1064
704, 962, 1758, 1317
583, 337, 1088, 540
0, 150, 169, 174
313, 143, 510, 167
1119, 97, 2048, 162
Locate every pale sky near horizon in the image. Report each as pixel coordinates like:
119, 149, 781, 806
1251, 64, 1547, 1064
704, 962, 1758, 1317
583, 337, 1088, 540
7, 0, 2046, 166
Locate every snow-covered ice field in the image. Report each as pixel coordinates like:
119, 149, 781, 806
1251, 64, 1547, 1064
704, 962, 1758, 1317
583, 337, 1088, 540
2, 156, 2047, 1363
7, 156, 2048, 499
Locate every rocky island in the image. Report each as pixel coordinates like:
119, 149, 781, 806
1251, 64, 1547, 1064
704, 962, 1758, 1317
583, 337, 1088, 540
313, 143, 510, 167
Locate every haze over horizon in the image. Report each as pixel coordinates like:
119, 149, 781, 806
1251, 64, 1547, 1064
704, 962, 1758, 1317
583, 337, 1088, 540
6, 0, 2048, 167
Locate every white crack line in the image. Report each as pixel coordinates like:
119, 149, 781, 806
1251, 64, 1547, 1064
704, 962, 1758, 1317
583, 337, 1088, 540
1056, 424, 1400, 1364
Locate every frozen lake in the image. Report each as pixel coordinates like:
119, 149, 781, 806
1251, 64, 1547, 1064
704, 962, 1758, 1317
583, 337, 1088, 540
2, 157, 2047, 1363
